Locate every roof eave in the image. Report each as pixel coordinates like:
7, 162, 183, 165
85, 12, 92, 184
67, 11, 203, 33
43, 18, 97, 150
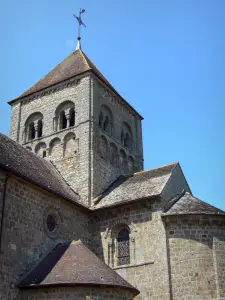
0, 163, 89, 213
18, 282, 140, 296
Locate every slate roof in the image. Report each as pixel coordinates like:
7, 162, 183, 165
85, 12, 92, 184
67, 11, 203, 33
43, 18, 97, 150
0, 133, 84, 208
8, 49, 143, 119
92, 162, 178, 210
18, 240, 139, 295
162, 191, 225, 216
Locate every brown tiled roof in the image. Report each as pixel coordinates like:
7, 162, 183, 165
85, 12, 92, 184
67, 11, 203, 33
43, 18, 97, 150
8, 50, 143, 119
18, 240, 139, 295
92, 162, 178, 210
162, 191, 225, 216
0, 133, 85, 208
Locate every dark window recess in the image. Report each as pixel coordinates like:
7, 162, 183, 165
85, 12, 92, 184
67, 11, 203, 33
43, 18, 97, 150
60, 111, 67, 129
29, 123, 35, 140
37, 120, 43, 138
117, 228, 130, 265
43, 151, 47, 158
46, 214, 56, 232
99, 112, 103, 129
69, 109, 75, 127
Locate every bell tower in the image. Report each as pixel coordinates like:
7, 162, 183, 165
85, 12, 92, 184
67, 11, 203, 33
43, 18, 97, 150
8, 49, 143, 207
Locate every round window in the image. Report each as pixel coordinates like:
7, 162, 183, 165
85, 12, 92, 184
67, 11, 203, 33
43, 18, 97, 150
46, 214, 56, 232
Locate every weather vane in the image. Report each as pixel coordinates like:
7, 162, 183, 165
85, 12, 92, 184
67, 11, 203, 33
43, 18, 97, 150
73, 9, 86, 50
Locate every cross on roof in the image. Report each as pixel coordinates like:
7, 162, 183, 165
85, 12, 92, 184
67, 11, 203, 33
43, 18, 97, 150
73, 9, 86, 50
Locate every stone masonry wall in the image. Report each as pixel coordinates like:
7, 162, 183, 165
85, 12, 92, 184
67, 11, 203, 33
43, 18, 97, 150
164, 215, 225, 300
91, 77, 143, 199
19, 286, 135, 300
91, 199, 171, 300
9, 76, 92, 206
0, 171, 90, 300
213, 237, 225, 298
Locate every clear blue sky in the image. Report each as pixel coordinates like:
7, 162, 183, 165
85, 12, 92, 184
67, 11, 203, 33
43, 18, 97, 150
1, 0, 225, 209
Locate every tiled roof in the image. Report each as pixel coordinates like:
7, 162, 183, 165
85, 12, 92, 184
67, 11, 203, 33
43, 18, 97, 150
8, 50, 143, 119
18, 240, 139, 295
162, 191, 225, 216
0, 133, 85, 208
92, 162, 178, 210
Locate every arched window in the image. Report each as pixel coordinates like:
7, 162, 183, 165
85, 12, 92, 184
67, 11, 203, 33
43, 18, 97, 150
99, 105, 113, 136
117, 228, 130, 265
69, 108, 75, 127
37, 120, 43, 138
124, 133, 130, 148
25, 112, 43, 142
55, 101, 75, 131
60, 111, 67, 130
121, 122, 133, 151
29, 122, 35, 140
99, 112, 103, 129
121, 130, 125, 145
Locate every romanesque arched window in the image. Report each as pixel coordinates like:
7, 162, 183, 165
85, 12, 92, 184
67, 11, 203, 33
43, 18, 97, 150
29, 122, 36, 140
55, 101, 75, 131
37, 120, 43, 138
117, 228, 130, 265
25, 112, 43, 142
99, 105, 113, 136
121, 122, 133, 151
69, 108, 75, 127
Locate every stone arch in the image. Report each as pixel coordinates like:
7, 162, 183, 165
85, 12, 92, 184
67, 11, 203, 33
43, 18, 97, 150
63, 132, 78, 158
35, 142, 47, 158
24, 112, 43, 141
98, 135, 108, 160
49, 138, 61, 158
121, 122, 133, 151
99, 104, 113, 136
109, 143, 118, 167
105, 219, 137, 239
105, 220, 137, 268
54, 101, 75, 131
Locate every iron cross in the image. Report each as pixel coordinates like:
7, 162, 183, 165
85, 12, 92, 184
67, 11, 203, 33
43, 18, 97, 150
73, 8, 86, 48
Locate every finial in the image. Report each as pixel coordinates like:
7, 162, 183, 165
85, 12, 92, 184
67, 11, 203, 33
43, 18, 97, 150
73, 9, 86, 50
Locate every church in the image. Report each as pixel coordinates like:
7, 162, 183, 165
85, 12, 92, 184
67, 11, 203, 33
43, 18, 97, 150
1, 14, 225, 300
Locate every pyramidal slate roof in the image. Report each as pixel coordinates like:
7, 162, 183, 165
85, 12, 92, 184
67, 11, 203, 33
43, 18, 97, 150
162, 191, 225, 216
0, 133, 84, 208
92, 162, 178, 210
9, 49, 143, 119
18, 240, 139, 295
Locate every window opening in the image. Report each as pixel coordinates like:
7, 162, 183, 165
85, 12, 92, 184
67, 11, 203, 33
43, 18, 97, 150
46, 214, 56, 232
60, 111, 67, 129
37, 120, 43, 138
99, 112, 103, 129
29, 122, 35, 140
124, 133, 130, 148
121, 130, 125, 145
117, 228, 130, 265
69, 108, 75, 127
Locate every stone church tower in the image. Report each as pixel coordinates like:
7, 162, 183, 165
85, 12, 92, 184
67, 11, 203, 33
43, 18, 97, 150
8, 49, 143, 207
1, 27, 225, 300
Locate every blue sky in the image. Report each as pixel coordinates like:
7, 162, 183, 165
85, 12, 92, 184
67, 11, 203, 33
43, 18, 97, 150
1, 0, 225, 209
